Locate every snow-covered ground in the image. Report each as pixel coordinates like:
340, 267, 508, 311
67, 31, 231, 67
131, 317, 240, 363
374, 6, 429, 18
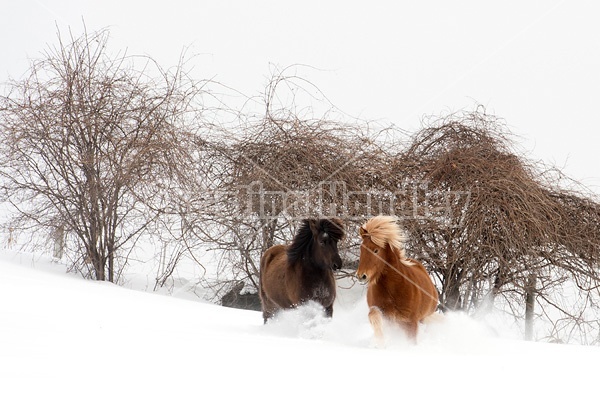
1, 249, 598, 400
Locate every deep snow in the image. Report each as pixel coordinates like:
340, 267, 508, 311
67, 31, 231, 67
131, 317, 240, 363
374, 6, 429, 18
1, 250, 598, 400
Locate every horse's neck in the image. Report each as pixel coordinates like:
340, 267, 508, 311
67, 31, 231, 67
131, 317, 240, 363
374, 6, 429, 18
376, 249, 407, 283
295, 257, 328, 279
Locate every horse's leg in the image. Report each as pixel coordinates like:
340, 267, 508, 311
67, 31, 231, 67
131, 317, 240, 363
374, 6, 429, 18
368, 306, 385, 348
260, 295, 278, 324
262, 308, 275, 324
400, 320, 419, 343
324, 304, 333, 318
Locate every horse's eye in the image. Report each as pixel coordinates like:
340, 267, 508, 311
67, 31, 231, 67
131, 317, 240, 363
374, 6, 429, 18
373, 248, 379, 254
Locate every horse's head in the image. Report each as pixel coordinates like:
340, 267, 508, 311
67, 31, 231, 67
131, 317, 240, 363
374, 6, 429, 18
356, 216, 407, 284
307, 218, 345, 271
287, 218, 345, 270
356, 226, 387, 284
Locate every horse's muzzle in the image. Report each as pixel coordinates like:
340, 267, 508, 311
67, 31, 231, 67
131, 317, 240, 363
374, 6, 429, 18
357, 273, 368, 284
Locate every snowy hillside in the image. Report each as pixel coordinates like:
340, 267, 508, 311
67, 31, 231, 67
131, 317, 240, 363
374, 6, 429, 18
1, 250, 598, 400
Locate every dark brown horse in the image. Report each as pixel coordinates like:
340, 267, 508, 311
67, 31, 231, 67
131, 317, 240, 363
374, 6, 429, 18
259, 218, 345, 323
357, 215, 438, 344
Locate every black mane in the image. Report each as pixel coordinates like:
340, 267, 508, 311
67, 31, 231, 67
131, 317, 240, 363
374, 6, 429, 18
287, 218, 345, 265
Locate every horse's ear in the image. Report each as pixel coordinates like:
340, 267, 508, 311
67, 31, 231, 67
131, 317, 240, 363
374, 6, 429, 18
329, 217, 345, 240
330, 217, 344, 229
307, 219, 320, 237
359, 226, 368, 238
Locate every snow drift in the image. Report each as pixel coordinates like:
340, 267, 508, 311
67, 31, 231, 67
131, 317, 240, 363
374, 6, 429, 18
0, 250, 598, 400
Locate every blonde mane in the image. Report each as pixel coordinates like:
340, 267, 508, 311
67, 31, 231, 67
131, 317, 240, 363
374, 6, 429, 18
361, 215, 408, 259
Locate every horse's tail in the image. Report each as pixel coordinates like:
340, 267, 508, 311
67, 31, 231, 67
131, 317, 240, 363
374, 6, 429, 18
258, 249, 271, 298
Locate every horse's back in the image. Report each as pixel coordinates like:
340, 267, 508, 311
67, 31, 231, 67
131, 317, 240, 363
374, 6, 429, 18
406, 258, 439, 317
259, 244, 296, 310
259, 244, 288, 290
260, 244, 286, 272
371, 258, 438, 321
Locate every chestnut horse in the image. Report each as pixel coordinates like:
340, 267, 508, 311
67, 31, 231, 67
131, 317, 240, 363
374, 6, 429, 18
259, 218, 345, 323
357, 215, 438, 344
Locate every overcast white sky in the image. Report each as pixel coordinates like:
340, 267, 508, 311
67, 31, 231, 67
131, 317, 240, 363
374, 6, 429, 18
3, 1, 600, 189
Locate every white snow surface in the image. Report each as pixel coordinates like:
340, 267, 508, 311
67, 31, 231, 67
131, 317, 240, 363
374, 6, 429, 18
1, 250, 598, 399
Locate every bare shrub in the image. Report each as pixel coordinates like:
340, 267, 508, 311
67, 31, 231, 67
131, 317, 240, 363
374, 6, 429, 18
392, 111, 600, 341
184, 72, 393, 300
0, 28, 208, 281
